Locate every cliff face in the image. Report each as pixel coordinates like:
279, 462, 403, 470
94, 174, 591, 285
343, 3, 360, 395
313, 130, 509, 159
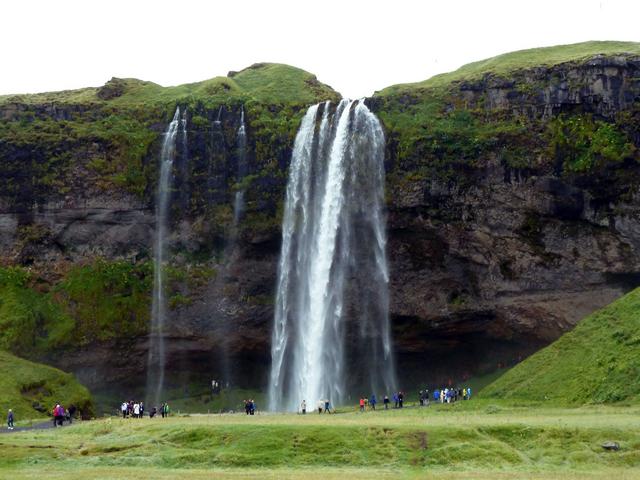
1, 46, 640, 396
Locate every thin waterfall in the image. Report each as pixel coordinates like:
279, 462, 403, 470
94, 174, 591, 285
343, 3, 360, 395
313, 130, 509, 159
268, 100, 396, 411
179, 109, 189, 210
233, 106, 247, 225
146, 106, 184, 406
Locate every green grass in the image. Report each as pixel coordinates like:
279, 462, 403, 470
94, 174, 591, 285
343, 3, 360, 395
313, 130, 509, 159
0, 63, 338, 107
0, 402, 638, 478
0, 350, 93, 421
482, 288, 640, 404
376, 41, 640, 96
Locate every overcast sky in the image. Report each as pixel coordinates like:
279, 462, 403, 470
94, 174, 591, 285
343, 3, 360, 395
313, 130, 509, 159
1, 0, 638, 98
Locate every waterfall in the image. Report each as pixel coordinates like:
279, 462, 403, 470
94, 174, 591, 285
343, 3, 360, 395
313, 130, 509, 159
233, 106, 247, 225
146, 106, 184, 406
268, 100, 396, 411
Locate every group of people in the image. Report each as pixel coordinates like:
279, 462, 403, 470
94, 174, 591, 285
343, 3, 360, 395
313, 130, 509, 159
432, 387, 472, 403
52, 403, 76, 426
358, 392, 405, 411
243, 399, 257, 415
300, 386, 473, 415
299, 399, 331, 414
120, 400, 170, 419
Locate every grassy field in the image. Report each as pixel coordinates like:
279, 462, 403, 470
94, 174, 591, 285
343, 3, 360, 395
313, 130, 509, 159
0, 401, 638, 478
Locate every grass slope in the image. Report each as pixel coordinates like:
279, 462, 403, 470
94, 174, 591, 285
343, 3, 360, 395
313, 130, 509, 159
482, 288, 640, 404
376, 40, 640, 96
0, 403, 638, 478
0, 350, 93, 421
0, 63, 338, 106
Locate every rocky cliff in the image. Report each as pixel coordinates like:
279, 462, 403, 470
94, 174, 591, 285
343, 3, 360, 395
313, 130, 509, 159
1, 42, 639, 398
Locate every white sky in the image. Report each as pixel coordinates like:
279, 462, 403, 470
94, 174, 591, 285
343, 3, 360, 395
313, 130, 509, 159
1, 0, 638, 98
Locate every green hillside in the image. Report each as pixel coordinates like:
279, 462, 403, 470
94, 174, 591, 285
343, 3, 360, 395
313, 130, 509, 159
376, 40, 640, 96
481, 288, 640, 404
0, 62, 339, 107
0, 349, 94, 421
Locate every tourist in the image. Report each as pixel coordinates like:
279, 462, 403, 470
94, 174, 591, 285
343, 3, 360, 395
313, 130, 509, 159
140, 402, 144, 418
398, 391, 404, 408
419, 390, 424, 407
133, 402, 140, 418
68, 404, 77, 423
121, 402, 127, 418
370, 394, 377, 410
324, 399, 330, 414
244, 400, 250, 415
383, 395, 390, 409
250, 399, 256, 415
467, 387, 472, 399
359, 397, 365, 412
53, 404, 65, 427
7, 409, 14, 430
164, 403, 170, 417
150, 406, 157, 418
317, 399, 324, 414
301, 400, 307, 414
433, 389, 439, 403
393, 392, 399, 408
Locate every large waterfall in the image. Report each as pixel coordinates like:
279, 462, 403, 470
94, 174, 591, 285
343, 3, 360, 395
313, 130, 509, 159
146, 106, 186, 405
268, 100, 396, 411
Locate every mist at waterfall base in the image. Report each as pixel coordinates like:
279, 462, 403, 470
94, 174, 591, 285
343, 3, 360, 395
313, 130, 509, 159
269, 100, 397, 412
145, 106, 186, 406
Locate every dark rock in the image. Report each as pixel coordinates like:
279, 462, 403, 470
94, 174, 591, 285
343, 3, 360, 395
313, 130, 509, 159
96, 77, 127, 100
601, 441, 620, 451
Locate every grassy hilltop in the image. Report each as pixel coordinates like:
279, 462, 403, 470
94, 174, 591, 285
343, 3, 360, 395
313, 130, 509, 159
0, 350, 93, 421
482, 288, 640, 404
376, 40, 640, 96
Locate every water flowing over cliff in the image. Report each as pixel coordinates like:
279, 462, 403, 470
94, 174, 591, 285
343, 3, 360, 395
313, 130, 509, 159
146, 106, 186, 405
269, 100, 396, 411
234, 106, 247, 225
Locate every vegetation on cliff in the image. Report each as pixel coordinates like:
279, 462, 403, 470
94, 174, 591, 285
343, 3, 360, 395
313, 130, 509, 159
373, 41, 640, 195
482, 288, 640, 404
0, 63, 339, 202
0, 349, 93, 420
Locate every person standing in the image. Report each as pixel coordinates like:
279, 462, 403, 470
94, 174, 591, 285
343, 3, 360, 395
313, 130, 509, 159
324, 400, 330, 414
383, 395, 390, 410
370, 394, 377, 411
398, 391, 404, 408
359, 397, 365, 412
7, 409, 14, 430
317, 399, 324, 414
301, 400, 306, 414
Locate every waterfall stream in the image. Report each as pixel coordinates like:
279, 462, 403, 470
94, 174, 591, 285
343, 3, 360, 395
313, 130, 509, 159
146, 106, 186, 406
233, 106, 247, 225
268, 100, 396, 411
